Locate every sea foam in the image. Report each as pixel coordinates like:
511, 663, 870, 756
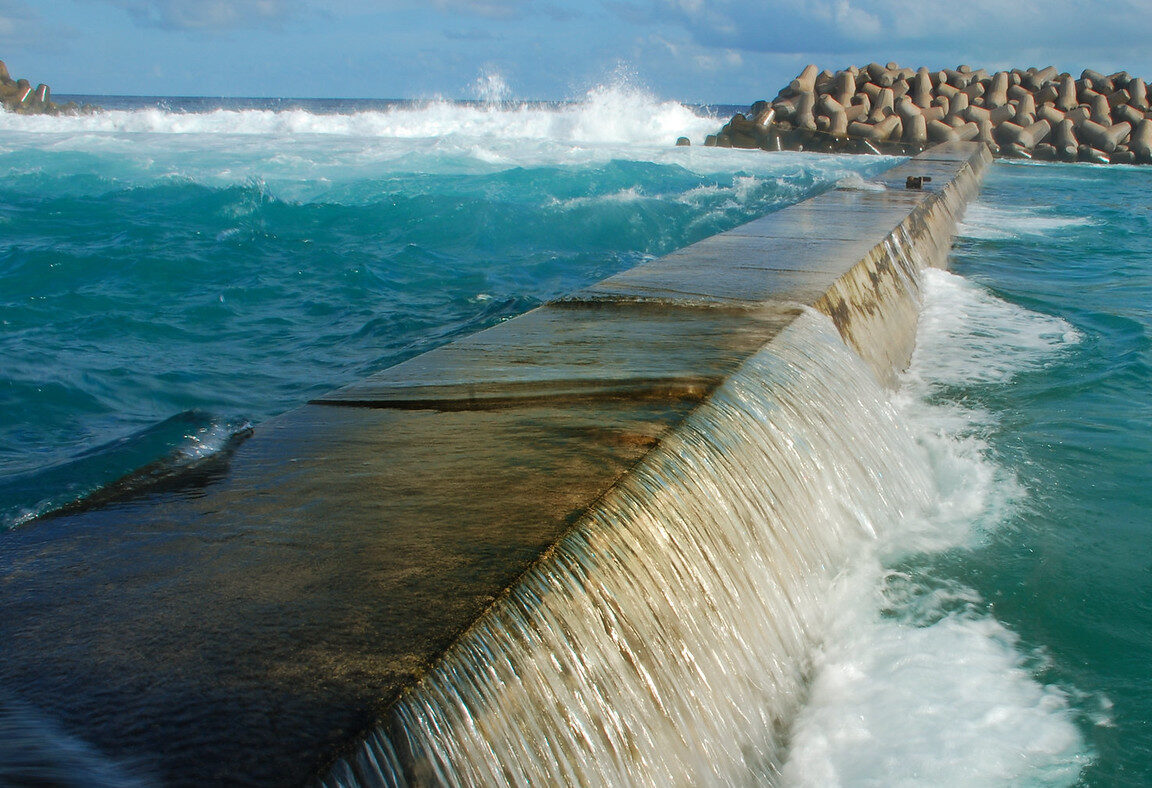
0, 84, 719, 146
782, 570, 1088, 788
958, 203, 1096, 240
781, 269, 1092, 786
909, 267, 1081, 388
0, 90, 898, 212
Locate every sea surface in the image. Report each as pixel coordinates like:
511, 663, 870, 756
1, 91, 1149, 785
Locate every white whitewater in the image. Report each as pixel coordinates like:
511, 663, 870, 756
0, 85, 719, 146
325, 309, 936, 785
325, 264, 1092, 786
779, 267, 1089, 787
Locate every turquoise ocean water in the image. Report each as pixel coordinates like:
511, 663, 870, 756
928, 162, 1152, 786
0, 91, 1149, 784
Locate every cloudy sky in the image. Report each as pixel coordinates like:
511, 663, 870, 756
4, 0, 1152, 103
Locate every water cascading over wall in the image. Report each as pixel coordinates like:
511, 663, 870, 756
324, 142, 991, 785
0, 142, 989, 786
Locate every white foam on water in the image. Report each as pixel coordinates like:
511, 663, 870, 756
173, 417, 253, 463
782, 567, 1089, 788
0, 83, 727, 199
670, 170, 884, 233
0, 85, 899, 201
327, 266, 1096, 786
880, 269, 1057, 553
546, 170, 857, 220
780, 269, 1092, 787
677, 182, 738, 205
734, 173, 770, 202
907, 267, 1080, 388
958, 203, 1095, 240
834, 172, 887, 191
0, 84, 719, 145
326, 310, 937, 786
549, 186, 648, 209
879, 393, 1013, 556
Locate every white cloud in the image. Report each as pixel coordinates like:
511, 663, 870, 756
100, 0, 302, 30
602, 0, 1152, 102
93, 0, 548, 32
641, 0, 1152, 60
833, 1, 881, 40
0, 0, 39, 45
429, 0, 530, 18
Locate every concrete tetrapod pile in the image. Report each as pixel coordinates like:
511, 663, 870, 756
0, 59, 94, 115
710, 62, 1152, 164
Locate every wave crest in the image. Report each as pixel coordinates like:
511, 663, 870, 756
0, 85, 722, 146
0, 411, 252, 529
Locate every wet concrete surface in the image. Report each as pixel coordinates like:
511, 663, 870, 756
0, 143, 990, 785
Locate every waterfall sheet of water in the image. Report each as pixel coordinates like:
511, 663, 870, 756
324, 308, 936, 786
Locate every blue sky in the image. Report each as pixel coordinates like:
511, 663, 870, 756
4, 0, 1152, 103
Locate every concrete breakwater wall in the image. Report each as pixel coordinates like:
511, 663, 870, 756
0, 59, 92, 115
326, 141, 992, 784
711, 62, 1152, 165
0, 143, 989, 785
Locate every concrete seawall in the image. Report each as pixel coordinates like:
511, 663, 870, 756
0, 142, 990, 785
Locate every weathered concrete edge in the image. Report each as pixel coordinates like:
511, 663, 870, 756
812, 142, 992, 384
438, 141, 991, 621
322, 141, 993, 779
400, 141, 990, 654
